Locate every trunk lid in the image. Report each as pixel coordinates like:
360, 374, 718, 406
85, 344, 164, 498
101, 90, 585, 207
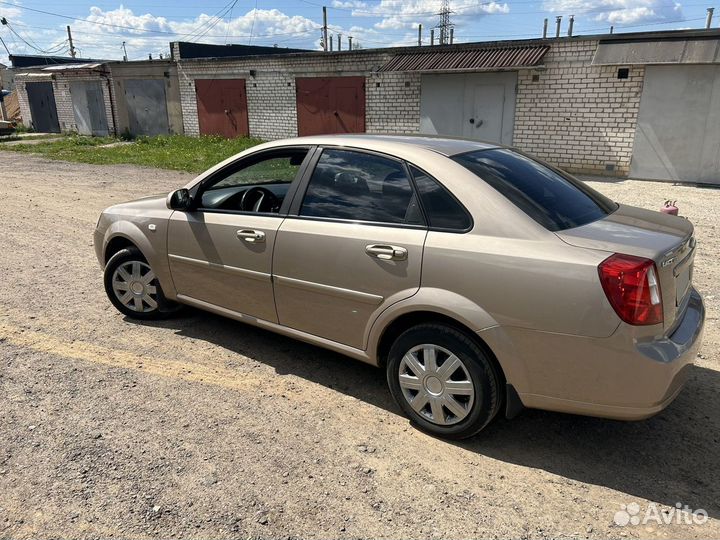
556, 204, 696, 331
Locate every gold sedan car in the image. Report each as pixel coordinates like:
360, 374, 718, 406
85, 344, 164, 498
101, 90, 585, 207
94, 135, 704, 439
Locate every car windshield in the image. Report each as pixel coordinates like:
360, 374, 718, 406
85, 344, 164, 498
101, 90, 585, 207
452, 148, 618, 231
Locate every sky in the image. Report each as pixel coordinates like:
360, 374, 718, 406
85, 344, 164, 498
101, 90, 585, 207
0, 0, 715, 66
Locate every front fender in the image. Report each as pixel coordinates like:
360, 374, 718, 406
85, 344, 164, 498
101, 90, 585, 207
101, 219, 176, 299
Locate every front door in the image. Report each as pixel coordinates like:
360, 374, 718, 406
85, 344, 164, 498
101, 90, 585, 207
167, 147, 311, 321
273, 148, 427, 349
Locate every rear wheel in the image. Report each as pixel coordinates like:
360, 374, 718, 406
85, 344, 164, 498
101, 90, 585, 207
386, 324, 502, 439
103, 247, 181, 320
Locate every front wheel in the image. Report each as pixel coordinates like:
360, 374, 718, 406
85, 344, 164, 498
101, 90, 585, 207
386, 324, 502, 439
103, 247, 181, 320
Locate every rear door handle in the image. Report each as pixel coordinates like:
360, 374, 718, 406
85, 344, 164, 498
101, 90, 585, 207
237, 229, 265, 243
365, 244, 408, 261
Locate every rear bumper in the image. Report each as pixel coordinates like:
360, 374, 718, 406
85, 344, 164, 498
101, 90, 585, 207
481, 287, 705, 421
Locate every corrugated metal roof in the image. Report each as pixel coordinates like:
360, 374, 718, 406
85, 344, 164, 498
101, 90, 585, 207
379, 45, 550, 72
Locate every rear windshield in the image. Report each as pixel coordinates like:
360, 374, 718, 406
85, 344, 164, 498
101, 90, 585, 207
452, 148, 617, 231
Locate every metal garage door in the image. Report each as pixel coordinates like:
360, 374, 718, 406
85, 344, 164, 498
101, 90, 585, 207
124, 79, 169, 137
296, 77, 365, 136
195, 79, 249, 138
631, 65, 720, 184
420, 72, 516, 145
71, 81, 109, 136
26, 82, 60, 133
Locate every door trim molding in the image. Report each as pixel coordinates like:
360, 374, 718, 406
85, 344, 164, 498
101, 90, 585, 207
168, 253, 271, 283
175, 293, 375, 365
274, 274, 384, 305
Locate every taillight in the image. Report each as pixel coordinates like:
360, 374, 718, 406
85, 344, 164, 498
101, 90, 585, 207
598, 254, 663, 326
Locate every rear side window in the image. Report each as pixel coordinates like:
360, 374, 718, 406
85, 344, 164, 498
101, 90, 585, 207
452, 149, 617, 231
409, 166, 472, 231
301, 149, 424, 225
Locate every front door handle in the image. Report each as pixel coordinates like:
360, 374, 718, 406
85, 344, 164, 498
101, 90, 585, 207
365, 244, 408, 261
237, 229, 265, 243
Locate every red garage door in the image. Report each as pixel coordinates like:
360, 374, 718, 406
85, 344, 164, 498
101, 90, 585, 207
196, 79, 249, 138
296, 77, 365, 136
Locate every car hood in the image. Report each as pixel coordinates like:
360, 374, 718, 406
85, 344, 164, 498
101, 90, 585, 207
555, 203, 693, 259
105, 193, 169, 214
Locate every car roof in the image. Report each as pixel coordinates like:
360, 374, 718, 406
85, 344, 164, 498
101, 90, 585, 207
266, 134, 501, 157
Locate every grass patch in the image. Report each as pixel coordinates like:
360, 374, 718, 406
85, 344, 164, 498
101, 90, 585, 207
2, 134, 265, 173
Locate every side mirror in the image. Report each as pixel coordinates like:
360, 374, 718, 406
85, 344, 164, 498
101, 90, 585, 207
167, 188, 191, 210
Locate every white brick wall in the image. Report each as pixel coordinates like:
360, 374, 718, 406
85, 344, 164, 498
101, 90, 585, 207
176, 50, 417, 139
177, 40, 644, 175
366, 71, 420, 133
16, 80, 31, 126
513, 40, 644, 176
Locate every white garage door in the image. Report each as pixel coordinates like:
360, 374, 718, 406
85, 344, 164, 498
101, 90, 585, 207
631, 65, 720, 184
420, 72, 516, 145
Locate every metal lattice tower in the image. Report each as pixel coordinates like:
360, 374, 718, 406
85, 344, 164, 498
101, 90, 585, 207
438, 0, 453, 45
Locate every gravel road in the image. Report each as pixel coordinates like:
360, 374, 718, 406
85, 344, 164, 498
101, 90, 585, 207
1, 151, 718, 539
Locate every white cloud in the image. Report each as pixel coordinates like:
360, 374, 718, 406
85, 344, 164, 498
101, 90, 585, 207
542, 0, 682, 25
363, 0, 509, 33
64, 6, 323, 60
331, 0, 369, 8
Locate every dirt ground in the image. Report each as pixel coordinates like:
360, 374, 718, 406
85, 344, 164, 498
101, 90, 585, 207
0, 151, 718, 540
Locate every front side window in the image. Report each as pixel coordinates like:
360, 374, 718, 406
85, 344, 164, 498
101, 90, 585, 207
452, 148, 617, 231
200, 149, 308, 213
300, 149, 424, 225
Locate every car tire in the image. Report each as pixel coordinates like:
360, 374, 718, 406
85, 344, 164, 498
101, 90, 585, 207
103, 247, 181, 320
386, 324, 502, 439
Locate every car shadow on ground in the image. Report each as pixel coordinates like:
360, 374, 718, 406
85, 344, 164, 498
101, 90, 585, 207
129, 309, 720, 518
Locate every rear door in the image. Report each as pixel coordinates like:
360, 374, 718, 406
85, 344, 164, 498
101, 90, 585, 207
167, 147, 311, 322
273, 147, 427, 349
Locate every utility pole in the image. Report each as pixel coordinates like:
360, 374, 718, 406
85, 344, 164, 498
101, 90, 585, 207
322, 6, 328, 51
67, 25, 76, 58
417, 23, 422, 46
122, 41, 128, 61
0, 35, 9, 56
437, 0, 452, 45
